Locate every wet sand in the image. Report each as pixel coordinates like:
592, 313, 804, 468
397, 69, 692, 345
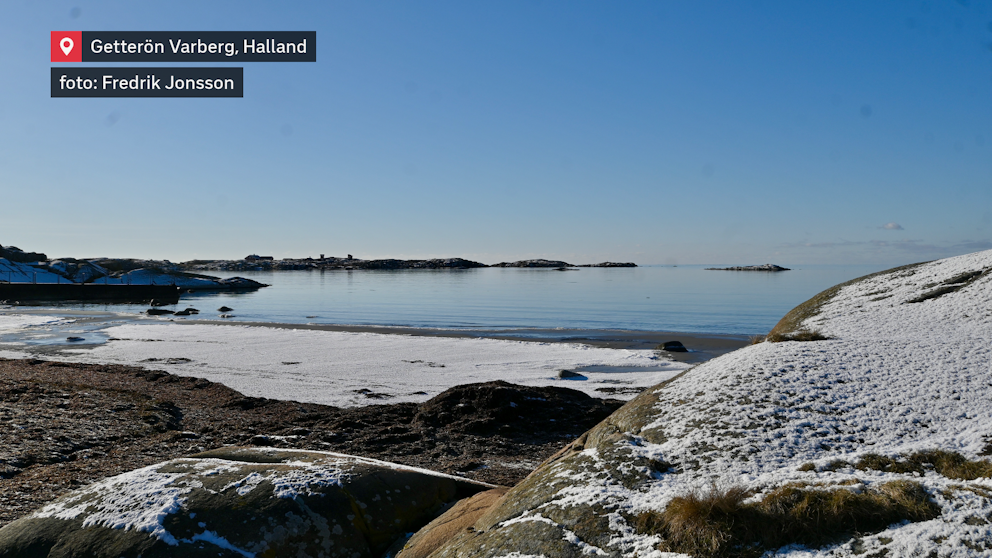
1, 308, 750, 364
188, 320, 749, 363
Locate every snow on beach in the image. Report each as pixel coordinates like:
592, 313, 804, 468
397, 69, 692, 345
0, 320, 686, 407
0, 313, 71, 330
476, 249, 992, 557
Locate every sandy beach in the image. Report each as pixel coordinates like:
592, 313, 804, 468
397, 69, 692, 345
0, 308, 747, 407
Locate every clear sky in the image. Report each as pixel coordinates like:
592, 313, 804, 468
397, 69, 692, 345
2, 1, 990, 265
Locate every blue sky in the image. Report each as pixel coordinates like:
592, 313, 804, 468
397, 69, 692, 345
2, 1, 990, 265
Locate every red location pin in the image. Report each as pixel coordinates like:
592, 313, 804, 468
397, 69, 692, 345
51, 31, 82, 62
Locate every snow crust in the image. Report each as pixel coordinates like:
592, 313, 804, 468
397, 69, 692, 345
523, 250, 992, 556
48, 323, 685, 406
0, 313, 70, 331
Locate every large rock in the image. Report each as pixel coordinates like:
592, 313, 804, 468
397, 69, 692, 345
420, 250, 992, 557
0, 447, 490, 558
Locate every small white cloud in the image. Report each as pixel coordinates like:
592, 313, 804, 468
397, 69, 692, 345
883, 222, 904, 230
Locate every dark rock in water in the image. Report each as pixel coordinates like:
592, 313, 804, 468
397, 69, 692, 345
216, 276, 268, 290
65, 337, 84, 342
145, 308, 174, 316
185, 308, 199, 314
173, 309, 192, 316
659, 340, 688, 352
217, 306, 233, 312
705, 263, 790, 271
149, 299, 170, 307
0, 448, 489, 558
218, 314, 234, 318
557, 369, 586, 379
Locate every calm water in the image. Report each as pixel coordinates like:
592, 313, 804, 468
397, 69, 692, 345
38, 264, 889, 335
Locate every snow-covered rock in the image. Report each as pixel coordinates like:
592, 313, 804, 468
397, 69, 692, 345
43, 259, 110, 283
420, 250, 992, 557
0, 259, 66, 284
99, 268, 266, 290
0, 447, 489, 558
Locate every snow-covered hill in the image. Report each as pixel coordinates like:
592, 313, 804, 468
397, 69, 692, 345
423, 250, 992, 557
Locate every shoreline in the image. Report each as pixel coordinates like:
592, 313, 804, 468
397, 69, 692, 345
187, 320, 749, 363
1, 308, 749, 363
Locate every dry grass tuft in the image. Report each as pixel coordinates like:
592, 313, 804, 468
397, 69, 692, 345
856, 450, 992, 480
634, 480, 940, 557
766, 329, 831, 343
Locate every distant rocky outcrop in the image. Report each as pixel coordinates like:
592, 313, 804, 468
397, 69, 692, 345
357, 258, 486, 270
705, 263, 790, 271
182, 257, 487, 272
182, 257, 641, 271
0, 246, 47, 263
0, 448, 489, 558
491, 259, 573, 268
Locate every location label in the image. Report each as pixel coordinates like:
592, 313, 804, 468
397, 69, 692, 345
51, 31, 82, 62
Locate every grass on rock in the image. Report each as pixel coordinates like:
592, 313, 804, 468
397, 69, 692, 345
798, 450, 992, 480
766, 329, 831, 343
855, 450, 992, 480
635, 481, 940, 557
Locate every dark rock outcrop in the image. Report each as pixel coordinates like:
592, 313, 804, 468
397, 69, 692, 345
705, 263, 790, 271
0, 246, 47, 264
491, 259, 573, 268
0, 448, 489, 558
576, 262, 637, 267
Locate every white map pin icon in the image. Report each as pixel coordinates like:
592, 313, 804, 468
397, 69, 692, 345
60, 37, 74, 56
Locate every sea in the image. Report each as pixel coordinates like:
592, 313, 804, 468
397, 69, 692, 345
23, 264, 889, 336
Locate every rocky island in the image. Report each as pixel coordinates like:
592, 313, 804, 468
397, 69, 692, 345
184, 255, 638, 271
705, 263, 790, 271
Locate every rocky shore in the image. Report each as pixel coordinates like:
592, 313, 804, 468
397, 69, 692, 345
1, 250, 267, 293
0, 357, 622, 528
1, 244, 638, 280
183, 257, 637, 271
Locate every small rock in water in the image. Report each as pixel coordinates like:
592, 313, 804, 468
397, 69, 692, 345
173, 309, 192, 316
66, 336, 85, 342
218, 306, 234, 312
306, 315, 317, 319
557, 369, 587, 379
219, 314, 235, 318
659, 341, 688, 352
146, 308, 175, 316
